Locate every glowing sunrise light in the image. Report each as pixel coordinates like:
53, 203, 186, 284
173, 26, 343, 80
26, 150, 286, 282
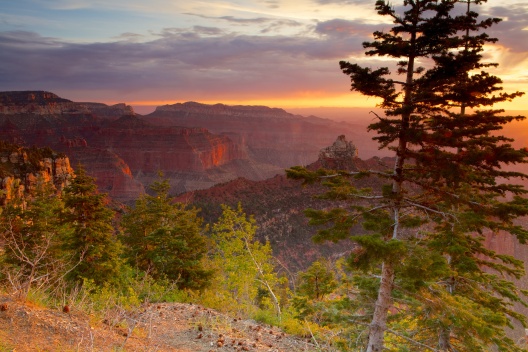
0, 0, 526, 112
125, 92, 383, 110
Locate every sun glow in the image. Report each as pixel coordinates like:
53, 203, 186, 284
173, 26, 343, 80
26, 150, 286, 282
125, 92, 383, 110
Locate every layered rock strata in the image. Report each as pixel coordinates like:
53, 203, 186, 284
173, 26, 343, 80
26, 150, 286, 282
318, 135, 359, 170
147, 101, 367, 168
0, 91, 259, 200
0, 144, 73, 204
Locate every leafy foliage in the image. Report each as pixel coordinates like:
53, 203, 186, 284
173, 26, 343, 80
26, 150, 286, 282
296, 259, 338, 301
204, 204, 286, 319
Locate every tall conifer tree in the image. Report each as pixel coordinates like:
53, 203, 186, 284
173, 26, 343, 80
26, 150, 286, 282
288, 0, 528, 350
62, 165, 123, 287
121, 177, 212, 290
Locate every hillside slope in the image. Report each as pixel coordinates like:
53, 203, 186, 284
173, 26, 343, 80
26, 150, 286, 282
0, 295, 323, 352
176, 136, 393, 271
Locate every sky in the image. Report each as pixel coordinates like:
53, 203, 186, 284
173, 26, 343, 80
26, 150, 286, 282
1, 0, 527, 114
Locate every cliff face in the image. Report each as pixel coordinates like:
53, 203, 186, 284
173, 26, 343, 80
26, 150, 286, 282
0, 143, 74, 204
97, 116, 246, 173
156, 101, 294, 119
0, 91, 133, 119
0, 91, 258, 201
0, 91, 392, 201
318, 135, 359, 171
0, 92, 146, 202
147, 101, 368, 168
0, 91, 79, 116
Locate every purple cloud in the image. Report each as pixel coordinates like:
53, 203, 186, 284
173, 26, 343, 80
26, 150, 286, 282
0, 27, 366, 101
315, 19, 377, 37
487, 4, 528, 52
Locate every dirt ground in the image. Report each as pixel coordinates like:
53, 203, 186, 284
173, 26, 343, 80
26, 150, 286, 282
0, 295, 330, 351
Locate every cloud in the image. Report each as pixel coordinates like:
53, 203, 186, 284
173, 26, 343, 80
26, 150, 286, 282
2, 2, 523, 106
192, 26, 226, 36
184, 13, 272, 25
260, 19, 304, 34
315, 19, 376, 37
487, 4, 528, 52
0, 30, 61, 47
264, 0, 280, 9
313, 0, 367, 5
183, 13, 303, 34
113, 32, 145, 42
0, 28, 366, 102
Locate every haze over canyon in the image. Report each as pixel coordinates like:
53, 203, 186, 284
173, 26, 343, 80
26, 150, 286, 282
0, 90, 383, 201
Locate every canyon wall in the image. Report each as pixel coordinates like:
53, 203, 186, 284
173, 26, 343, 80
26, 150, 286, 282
1, 91, 373, 200
0, 91, 426, 202
0, 143, 74, 204
0, 91, 270, 200
147, 102, 368, 167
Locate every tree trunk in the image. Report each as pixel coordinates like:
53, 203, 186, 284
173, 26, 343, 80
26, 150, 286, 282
366, 261, 395, 352
438, 326, 451, 351
243, 237, 282, 319
22, 265, 36, 301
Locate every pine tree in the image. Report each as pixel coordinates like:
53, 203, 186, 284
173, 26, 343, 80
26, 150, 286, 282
121, 176, 212, 290
62, 165, 123, 287
0, 181, 72, 299
288, 0, 528, 350
291, 259, 340, 337
296, 259, 338, 301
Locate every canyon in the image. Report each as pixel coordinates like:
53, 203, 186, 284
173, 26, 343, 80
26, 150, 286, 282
175, 135, 393, 271
2, 91, 527, 271
2, 90, 528, 343
146, 101, 371, 168
2, 91, 527, 270
0, 91, 365, 202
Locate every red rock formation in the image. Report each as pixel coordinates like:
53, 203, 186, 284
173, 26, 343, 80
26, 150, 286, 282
0, 92, 147, 201
65, 147, 144, 203
0, 91, 134, 119
95, 126, 245, 173
0, 144, 74, 204
0, 92, 256, 201
146, 101, 369, 168
318, 135, 359, 170
0, 92, 394, 201
77, 102, 134, 118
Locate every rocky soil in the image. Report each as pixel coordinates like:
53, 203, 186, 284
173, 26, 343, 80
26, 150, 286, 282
0, 295, 329, 352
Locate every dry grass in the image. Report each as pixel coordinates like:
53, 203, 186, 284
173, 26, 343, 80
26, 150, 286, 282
0, 295, 326, 352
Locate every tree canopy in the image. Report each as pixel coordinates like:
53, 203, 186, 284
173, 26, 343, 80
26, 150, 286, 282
121, 176, 212, 290
62, 165, 124, 287
288, 0, 528, 350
